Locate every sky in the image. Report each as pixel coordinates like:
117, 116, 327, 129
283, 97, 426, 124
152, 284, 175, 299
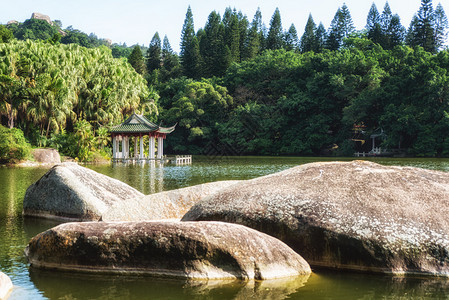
1, 0, 446, 53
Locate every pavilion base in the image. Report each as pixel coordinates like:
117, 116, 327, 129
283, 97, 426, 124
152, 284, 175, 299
112, 155, 192, 165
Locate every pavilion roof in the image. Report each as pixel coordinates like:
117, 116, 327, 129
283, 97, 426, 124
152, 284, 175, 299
109, 113, 175, 134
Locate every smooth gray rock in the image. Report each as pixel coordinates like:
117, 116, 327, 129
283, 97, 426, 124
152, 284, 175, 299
0, 272, 12, 300
23, 162, 240, 222
31, 148, 61, 164
23, 163, 144, 221
25, 221, 311, 280
103, 181, 241, 221
183, 160, 449, 276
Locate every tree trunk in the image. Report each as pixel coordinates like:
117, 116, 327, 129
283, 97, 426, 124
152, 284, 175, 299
8, 108, 14, 129
46, 118, 51, 139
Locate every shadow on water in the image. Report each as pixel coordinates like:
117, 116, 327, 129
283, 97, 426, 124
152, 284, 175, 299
28, 268, 310, 300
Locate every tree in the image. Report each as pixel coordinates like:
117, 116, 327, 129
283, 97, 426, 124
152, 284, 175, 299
408, 0, 437, 52
14, 19, 58, 41
160, 35, 181, 80
434, 3, 449, 50
326, 4, 355, 50
0, 125, 31, 163
315, 23, 327, 52
199, 11, 229, 77
243, 8, 264, 60
300, 14, 317, 53
159, 78, 233, 153
147, 32, 162, 72
285, 24, 299, 51
387, 14, 405, 48
180, 6, 200, 78
366, 3, 384, 46
380, 2, 393, 32
326, 8, 343, 50
366, 3, 381, 31
128, 45, 146, 75
266, 8, 284, 50
228, 10, 241, 62
238, 11, 249, 61
340, 3, 356, 38
0, 26, 14, 43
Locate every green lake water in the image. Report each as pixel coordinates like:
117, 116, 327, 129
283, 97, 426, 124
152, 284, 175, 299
2, 156, 449, 299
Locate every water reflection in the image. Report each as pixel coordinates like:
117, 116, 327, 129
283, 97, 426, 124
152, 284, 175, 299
29, 269, 310, 300
293, 271, 449, 299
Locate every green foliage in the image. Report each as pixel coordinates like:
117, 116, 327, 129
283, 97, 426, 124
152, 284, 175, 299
147, 32, 162, 72
0, 125, 31, 163
300, 14, 318, 53
12, 19, 58, 41
406, 0, 447, 53
159, 77, 233, 154
128, 45, 146, 75
180, 6, 201, 78
266, 8, 284, 50
0, 40, 153, 161
285, 24, 299, 51
0, 26, 14, 43
326, 4, 355, 51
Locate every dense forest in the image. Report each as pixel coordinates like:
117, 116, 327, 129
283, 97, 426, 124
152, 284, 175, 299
1, 0, 449, 162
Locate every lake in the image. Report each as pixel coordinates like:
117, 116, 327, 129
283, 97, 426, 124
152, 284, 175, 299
2, 156, 449, 299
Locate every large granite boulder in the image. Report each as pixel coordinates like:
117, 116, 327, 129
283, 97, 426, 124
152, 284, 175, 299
23, 162, 240, 221
183, 160, 449, 276
102, 181, 240, 221
31, 148, 61, 164
25, 221, 311, 280
0, 272, 12, 300
23, 163, 144, 221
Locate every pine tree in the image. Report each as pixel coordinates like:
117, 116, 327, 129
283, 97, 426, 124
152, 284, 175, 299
406, 14, 419, 46
366, 3, 384, 46
128, 45, 146, 75
340, 3, 356, 38
243, 8, 263, 60
201, 11, 228, 77
300, 14, 317, 53
146, 32, 161, 72
418, 0, 437, 52
180, 6, 200, 78
238, 12, 249, 61
366, 3, 380, 31
266, 8, 284, 50
229, 10, 241, 62
387, 14, 406, 48
285, 24, 299, 51
407, 0, 437, 52
315, 22, 327, 52
326, 8, 343, 50
161, 35, 181, 80
380, 2, 393, 32
434, 3, 449, 50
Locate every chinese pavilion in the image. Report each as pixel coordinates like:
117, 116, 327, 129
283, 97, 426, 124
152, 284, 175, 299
109, 113, 175, 161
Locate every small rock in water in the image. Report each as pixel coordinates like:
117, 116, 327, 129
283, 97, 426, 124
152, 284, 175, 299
0, 271, 13, 300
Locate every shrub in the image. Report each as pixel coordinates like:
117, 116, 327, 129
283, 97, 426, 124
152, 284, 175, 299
0, 125, 32, 163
